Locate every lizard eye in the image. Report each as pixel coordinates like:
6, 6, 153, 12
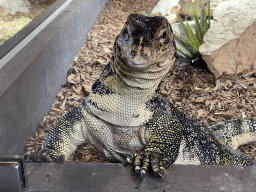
161, 31, 167, 39
123, 26, 128, 34
122, 26, 129, 40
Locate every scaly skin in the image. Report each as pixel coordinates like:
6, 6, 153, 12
25, 14, 256, 179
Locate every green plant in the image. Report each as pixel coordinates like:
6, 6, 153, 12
174, 0, 211, 60
143, 10, 151, 17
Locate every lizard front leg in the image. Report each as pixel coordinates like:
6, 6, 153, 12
25, 105, 87, 162
126, 111, 183, 179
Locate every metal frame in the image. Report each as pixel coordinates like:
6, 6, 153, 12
0, 155, 26, 192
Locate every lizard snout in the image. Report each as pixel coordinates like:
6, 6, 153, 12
128, 56, 149, 68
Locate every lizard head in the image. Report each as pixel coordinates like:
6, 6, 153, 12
114, 14, 176, 70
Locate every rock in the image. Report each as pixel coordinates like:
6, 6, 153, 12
180, 0, 229, 16
151, 0, 228, 24
151, 0, 180, 24
199, 0, 256, 77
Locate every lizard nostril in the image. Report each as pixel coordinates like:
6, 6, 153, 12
131, 50, 137, 57
143, 47, 151, 57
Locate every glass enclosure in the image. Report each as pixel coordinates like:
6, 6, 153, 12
0, 0, 56, 45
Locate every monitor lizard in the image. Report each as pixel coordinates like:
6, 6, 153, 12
25, 14, 256, 179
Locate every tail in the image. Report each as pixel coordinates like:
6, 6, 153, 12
209, 118, 256, 150
209, 118, 256, 165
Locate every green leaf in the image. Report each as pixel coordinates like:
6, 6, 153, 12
204, 7, 208, 32
177, 47, 193, 59
208, 0, 211, 29
194, 11, 203, 44
174, 33, 189, 48
205, 0, 211, 31
143, 11, 151, 17
183, 40, 199, 55
174, 33, 198, 58
177, 14, 190, 40
185, 18, 201, 51
200, 0, 204, 30
174, 0, 211, 60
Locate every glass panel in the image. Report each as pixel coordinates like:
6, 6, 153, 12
0, 0, 56, 45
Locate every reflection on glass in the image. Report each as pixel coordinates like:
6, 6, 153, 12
0, 0, 56, 45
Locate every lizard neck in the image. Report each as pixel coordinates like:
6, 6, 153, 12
111, 53, 173, 92
86, 58, 173, 127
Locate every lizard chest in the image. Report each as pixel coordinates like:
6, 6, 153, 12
81, 106, 151, 161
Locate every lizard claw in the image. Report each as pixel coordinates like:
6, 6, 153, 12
154, 167, 166, 178
24, 148, 64, 163
125, 152, 151, 180
124, 154, 135, 166
125, 150, 172, 180
125, 153, 147, 180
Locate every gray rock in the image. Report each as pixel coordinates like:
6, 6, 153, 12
199, 0, 256, 77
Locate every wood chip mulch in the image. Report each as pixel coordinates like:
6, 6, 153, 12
26, 0, 256, 162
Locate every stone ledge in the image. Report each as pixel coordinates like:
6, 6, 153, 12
25, 163, 256, 191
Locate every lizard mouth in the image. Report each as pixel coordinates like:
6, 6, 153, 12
129, 61, 145, 67
128, 57, 149, 68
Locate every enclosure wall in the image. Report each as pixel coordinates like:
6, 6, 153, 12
0, 0, 109, 155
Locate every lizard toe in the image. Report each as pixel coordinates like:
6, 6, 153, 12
151, 156, 161, 174
24, 150, 38, 162
124, 153, 137, 165
154, 167, 166, 178
139, 167, 146, 181
24, 148, 65, 163
38, 148, 54, 162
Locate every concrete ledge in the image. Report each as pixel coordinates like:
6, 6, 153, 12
0, 0, 108, 155
25, 163, 256, 191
